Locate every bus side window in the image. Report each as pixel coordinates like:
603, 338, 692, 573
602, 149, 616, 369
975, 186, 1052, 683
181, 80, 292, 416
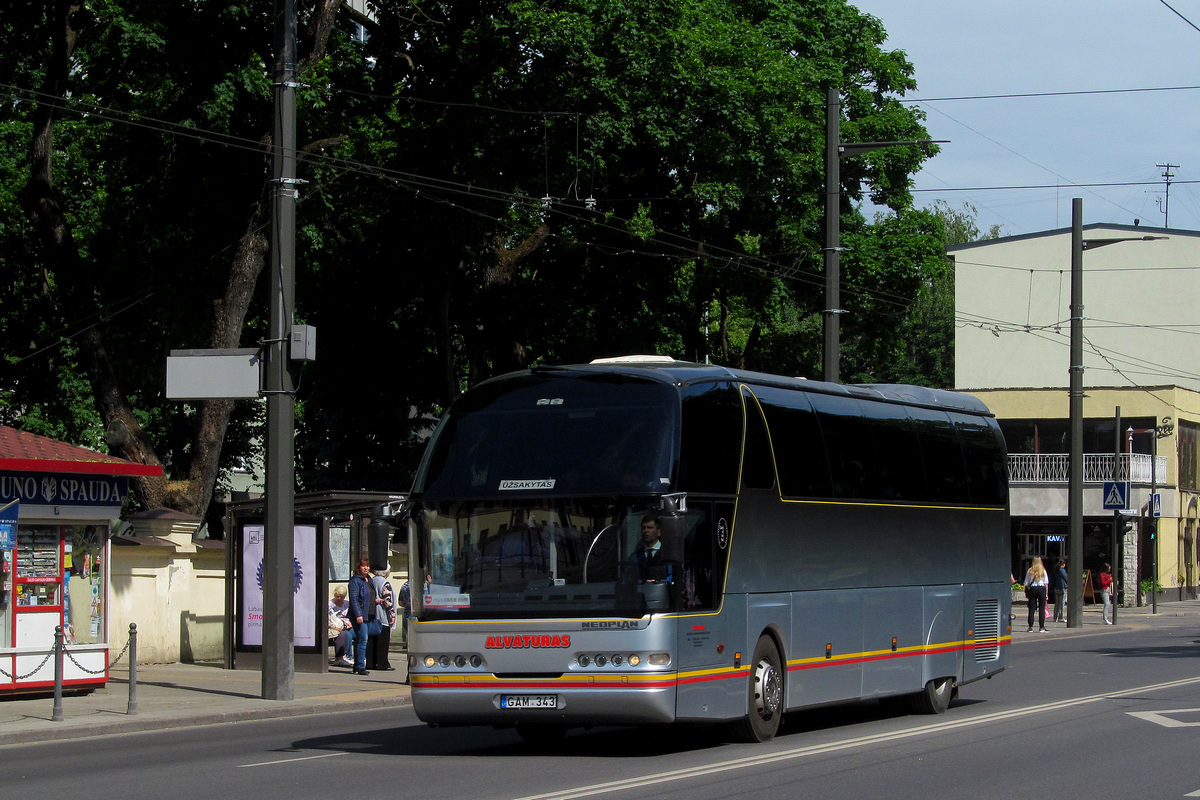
755, 386, 833, 498
908, 407, 971, 504
679, 383, 742, 495
866, 403, 927, 500
741, 390, 776, 490
951, 413, 1009, 505
682, 507, 716, 610
809, 393, 876, 499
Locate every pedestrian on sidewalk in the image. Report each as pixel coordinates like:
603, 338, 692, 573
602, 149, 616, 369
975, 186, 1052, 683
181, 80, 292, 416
366, 568, 397, 671
348, 558, 374, 675
1024, 557, 1049, 632
1052, 558, 1068, 622
1099, 563, 1114, 624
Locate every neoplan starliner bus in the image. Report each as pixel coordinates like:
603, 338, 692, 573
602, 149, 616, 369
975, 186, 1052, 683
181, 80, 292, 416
406, 357, 1011, 742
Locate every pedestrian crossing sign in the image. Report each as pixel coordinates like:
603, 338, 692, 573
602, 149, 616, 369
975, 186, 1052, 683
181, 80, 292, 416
1103, 481, 1130, 510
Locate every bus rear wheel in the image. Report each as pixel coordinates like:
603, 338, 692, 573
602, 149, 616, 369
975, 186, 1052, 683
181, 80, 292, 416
910, 676, 955, 714
730, 635, 784, 742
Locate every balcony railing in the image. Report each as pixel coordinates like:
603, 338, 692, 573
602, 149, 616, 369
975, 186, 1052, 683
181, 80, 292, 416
1007, 453, 1168, 484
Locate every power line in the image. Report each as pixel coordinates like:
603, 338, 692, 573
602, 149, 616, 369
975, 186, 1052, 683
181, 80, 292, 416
897, 84, 1200, 103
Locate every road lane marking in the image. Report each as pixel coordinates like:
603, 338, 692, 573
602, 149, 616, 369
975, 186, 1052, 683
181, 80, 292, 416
510, 675, 1200, 800
1127, 709, 1200, 727
239, 752, 348, 768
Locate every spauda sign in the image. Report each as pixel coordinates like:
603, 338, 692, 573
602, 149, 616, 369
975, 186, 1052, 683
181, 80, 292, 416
0, 472, 129, 507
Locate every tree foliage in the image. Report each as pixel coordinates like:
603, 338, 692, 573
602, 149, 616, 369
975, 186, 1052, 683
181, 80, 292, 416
1, 0, 955, 511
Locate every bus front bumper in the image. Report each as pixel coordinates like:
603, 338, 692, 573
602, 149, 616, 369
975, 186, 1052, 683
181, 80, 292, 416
410, 677, 678, 726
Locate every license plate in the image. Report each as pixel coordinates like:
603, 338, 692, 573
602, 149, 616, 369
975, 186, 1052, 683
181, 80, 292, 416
501, 694, 557, 709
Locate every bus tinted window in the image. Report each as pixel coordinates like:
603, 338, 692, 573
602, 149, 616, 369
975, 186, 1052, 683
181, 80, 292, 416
753, 386, 832, 498
416, 375, 677, 498
865, 402, 928, 501
679, 382, 741, 495
907, 406, 970, 504
809, 393, 876, 499
741, 391, 776, 490
951, 412, 1008, 505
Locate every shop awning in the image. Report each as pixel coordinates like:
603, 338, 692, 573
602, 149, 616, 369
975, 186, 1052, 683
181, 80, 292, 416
0, 426, 163, 477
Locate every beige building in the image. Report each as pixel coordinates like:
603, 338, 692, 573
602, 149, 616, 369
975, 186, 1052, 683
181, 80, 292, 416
951, 223, 1200, 604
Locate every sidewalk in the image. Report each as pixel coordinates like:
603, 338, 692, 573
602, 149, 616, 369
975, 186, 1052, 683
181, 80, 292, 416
3, 600, 1198, 746
1010, 596, 1200, 640
0, 656, 412, 746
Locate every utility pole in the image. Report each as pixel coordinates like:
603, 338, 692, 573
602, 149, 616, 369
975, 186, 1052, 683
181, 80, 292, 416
262, 0, 299, 701
1156, 162, 1178, 228
821, 87, 943, 384
1066, 201, 1165, 628
1067, 199, 1084, 627
823, 86, 843, 384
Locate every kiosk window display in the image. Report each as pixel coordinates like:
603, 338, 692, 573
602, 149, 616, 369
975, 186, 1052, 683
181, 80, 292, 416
0, 522, 110, 686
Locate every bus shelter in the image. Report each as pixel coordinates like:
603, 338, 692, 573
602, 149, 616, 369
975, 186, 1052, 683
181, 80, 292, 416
223, 490, 406, 673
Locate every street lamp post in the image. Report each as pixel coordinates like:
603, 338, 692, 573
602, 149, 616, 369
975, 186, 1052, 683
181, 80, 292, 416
1066, 198, 1165, 627
822, 86, 944, 383
1127, 420, 1173, 614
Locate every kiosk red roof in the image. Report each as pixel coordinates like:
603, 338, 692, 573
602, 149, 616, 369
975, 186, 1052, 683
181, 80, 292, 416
0, 426, 162, 477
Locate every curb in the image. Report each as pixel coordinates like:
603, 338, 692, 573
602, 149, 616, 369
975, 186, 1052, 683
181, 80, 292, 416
0, 690, 413, 747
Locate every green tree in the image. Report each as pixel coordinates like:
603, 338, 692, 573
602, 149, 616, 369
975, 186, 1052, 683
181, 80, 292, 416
1, 0, 354, 512
2, 0, 945, 502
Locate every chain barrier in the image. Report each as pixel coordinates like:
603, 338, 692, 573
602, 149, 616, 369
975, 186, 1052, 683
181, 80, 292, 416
0, 632, 131, 679
63, 635, 131, 675
2, 623, 138, 720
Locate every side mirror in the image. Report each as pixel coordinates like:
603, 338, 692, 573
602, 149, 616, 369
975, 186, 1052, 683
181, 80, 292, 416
660, 512, 685, 566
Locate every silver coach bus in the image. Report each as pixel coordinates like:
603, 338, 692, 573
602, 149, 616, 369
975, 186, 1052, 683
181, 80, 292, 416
406, 357, 1011, 742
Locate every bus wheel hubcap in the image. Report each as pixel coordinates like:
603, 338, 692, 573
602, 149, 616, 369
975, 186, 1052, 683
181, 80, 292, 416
753, 659, 782, 717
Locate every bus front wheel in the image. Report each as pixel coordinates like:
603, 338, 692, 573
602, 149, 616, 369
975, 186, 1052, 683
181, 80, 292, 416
731, 635, 784, 742
910, 676, 955, 714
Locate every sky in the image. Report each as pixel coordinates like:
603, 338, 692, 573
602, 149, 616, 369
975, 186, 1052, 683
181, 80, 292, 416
849, 0, 1200, 237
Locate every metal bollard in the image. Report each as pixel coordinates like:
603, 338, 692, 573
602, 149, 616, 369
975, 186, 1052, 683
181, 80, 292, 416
52, 626, 64, 722
127, 623, 138, 715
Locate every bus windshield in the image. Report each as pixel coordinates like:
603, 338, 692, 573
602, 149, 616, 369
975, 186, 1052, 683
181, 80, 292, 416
413, 374, 678, 499
410, 499, 713, 620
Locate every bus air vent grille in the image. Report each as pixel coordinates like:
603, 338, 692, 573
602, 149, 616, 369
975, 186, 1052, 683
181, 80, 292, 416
973, 599, 1000, 662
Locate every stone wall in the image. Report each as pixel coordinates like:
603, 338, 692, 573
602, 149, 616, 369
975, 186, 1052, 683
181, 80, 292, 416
108, 509, 225, 664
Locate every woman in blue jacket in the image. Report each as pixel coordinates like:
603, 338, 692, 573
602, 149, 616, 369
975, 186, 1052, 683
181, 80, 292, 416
347, 558, 374, 674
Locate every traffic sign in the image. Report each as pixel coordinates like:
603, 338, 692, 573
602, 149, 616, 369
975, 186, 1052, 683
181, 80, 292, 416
1103, 481, 1130, 510
1152, 492, 1161, 518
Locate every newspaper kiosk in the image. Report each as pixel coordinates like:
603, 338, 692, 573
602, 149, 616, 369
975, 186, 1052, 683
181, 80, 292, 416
0, 426, 161, 693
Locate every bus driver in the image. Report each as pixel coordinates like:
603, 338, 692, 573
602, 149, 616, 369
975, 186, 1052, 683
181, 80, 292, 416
628, 514, 672, 583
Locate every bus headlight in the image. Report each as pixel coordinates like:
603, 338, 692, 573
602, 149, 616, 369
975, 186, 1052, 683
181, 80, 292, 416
627, 654, 641, 666
423, 655, 437, 668
648, 653, 671, 666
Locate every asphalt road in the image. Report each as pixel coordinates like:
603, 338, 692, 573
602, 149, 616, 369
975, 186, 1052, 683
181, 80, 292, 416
5, 619, 1199, 800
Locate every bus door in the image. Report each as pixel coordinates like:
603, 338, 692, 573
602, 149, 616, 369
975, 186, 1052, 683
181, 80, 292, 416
674, 500, 738, 718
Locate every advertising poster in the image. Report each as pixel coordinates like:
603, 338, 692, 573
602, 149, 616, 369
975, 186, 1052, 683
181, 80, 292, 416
240, 523, 318, 647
